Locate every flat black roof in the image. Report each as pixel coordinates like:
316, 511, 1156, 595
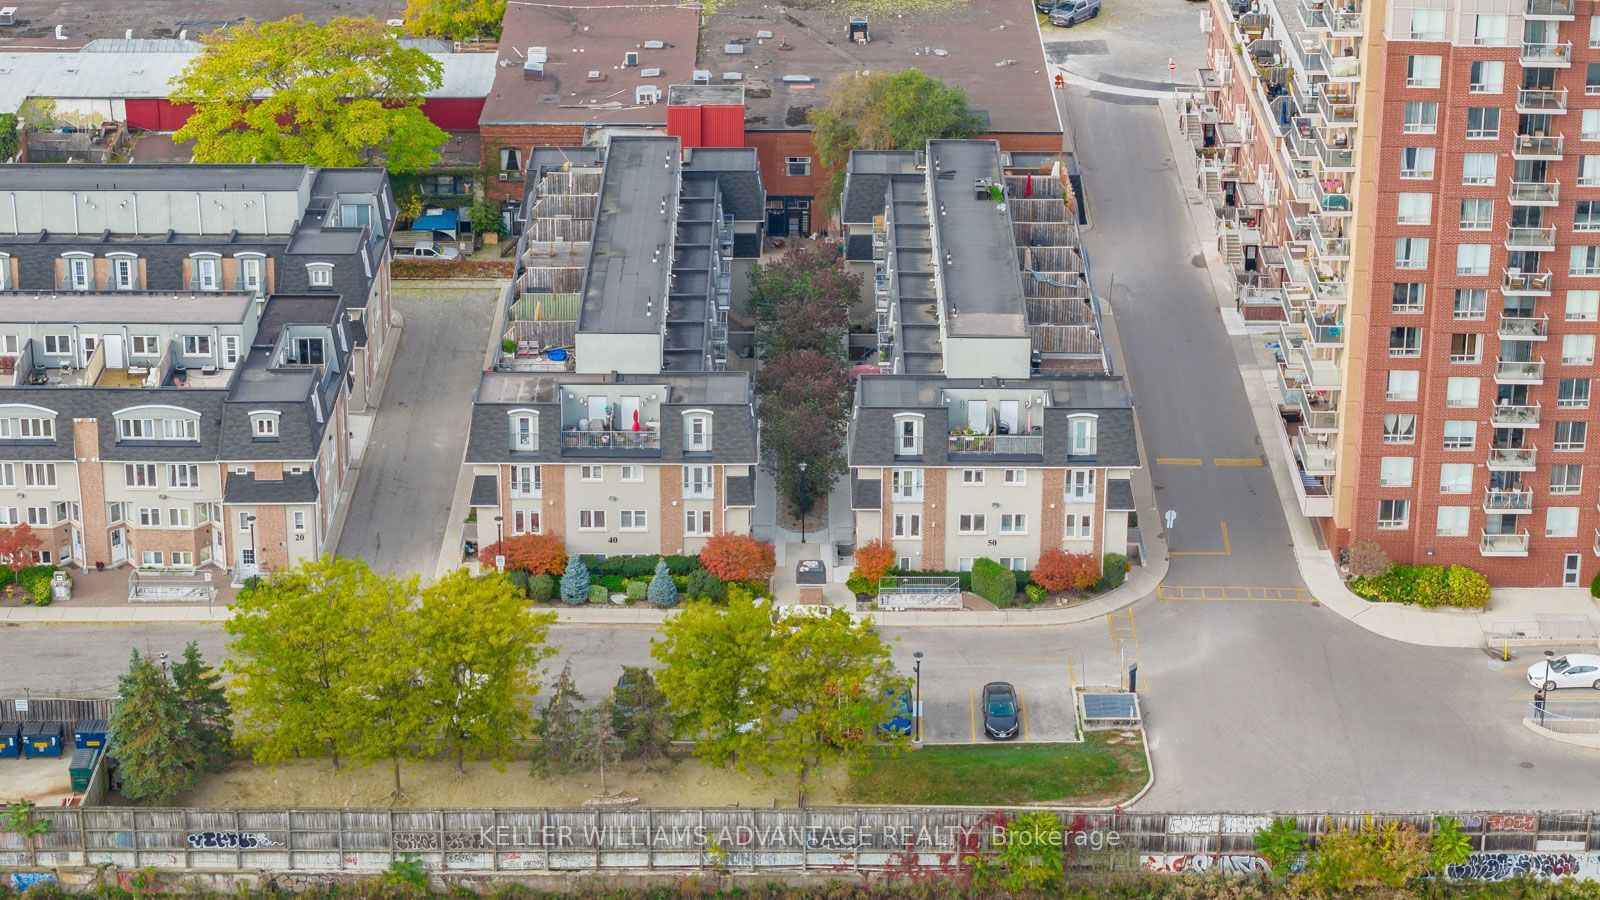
927, 140, 1026, 339
577, 136, 680, 335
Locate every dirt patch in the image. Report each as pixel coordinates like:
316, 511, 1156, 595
0, 755, 76, 806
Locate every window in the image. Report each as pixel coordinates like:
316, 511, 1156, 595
509, 465, 541, 498
994, 557, 1025, 571
170, 551, 193, 568
42, 334, 70, 356
683, 465, 713, 498
499, 146, 521, 173
1462, 153, 1496, 185
1068, 416, 1097, 456
1003, 469, 1026, 485
785, 157, 811, 177
509, 411, 538, 451
580, 465, 604, 482
684, 509, 712, 536
1392, 283, 1425, 313
578, 509, 607, 531
168, 506, 192, 528
957, 513, 986, 534
1568, 291, 1600, 321
21, 463, 53, 487
1446, 377, 1480, 407
109, 255, 137, 290
235, 255, 264, 295
182, 335, 211, 357
1572, 246, 1600, 276
1587, 110, 1600, 142
1443, 420, 1476, 449
1379, 456, 1414, 487
1064, 513, 1093, 539
1400, 147, 1435, 179
1592, 14, 1600, 48
1552, 464, 1584, 494
999, 513, 1027, 534
125, 464, 157, 488
957, 558, 975, 573
961, 469, 985, 485
891, 468, 923, 501
130, 335, 159, 357
511, 509, 533, 535
1459, 198, 1492, 231
683, 413, 712, 452
1584, 156, 1600, 187
1556, 420, 1588, 450
1378, 499, 1410, 530
1398, 193, 1433, 225
307, 264, 334, 288
190, 255, 219, 290
138, 507, 161, 527
618, 510, 647, 531
1403, 101, 1438, 133
1547, 507, 1580, 538
1391, 326, 1422, 357
1560, 377, 1592, 408
1453, 289, 1488, 319
251, 413, 279, 438
619, 465, 644, 483
339, 203, 371, 227
1466, 107, 1500, 139
0, 507, 17, 526
1469, 60, 1504, 93
1437, 506, 1470, 536
1066, 468, 1096, 502
1395, 237, 1429, 269
1578, 203, 1600, 233
10, 417, 52, 440
105, 502, 125, 524
140, 551, 164, 567
0, 464, 12, 488
1456, 244, 1490, 276
237, 511, 253, 532
1384, 414, 1417, 444
1473, 13, 1508, 44
893, 513, 922, 538
1387, 370, 1420, 401
1450, 333, 1483, 363
1563, 333, 1596, 365
1439, 463, 1474, 494
1406, 55, 1442, 86
896, 416, 923, 455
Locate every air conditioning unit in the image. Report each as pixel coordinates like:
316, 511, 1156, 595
498, 173, 512, 182
0, 8, 15, 26
692, 68, 711, 84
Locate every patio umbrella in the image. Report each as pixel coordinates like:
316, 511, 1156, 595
632, 408, 641, 431
1025, 173, 1033, 197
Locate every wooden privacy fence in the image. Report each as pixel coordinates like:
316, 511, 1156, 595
0, 698, 113, 724
4, 809, 1600, 878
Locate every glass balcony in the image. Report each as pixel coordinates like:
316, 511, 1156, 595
1312, 173, 1352, 213
1315, 85, 1358, 125
1312, 128, 1355, 170
57, 276, 95, 291
1310, 217, 1350, 259
1498, 314, 1550, 340
1506, 226, 1557, 251
1287, 118, 1317, 161
1485, 488, 1535, 513
1517, 88, 1569, 113
1306, 316, 1345, 347
1481, 530, 1532, 556
1520, 42, 1573, 66
1509, 180, 1560, 205
1487, 446, 1539, 470
1502, 269, 1553, 295
1327, 7, 1362, 32
1293, 433, 1337, 474
1513, 133, 1566, 159
1490, 402, 1542, 427
1494, 357, 1546, 383
1526, 0, 1576, 17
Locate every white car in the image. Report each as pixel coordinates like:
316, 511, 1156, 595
1527, 653, 1600, 690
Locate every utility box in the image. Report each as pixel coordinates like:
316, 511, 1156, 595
74, 719, 108, 750
0, 721, 20, 758
51, 570, 72, 602
21, 721, 63, 758
69, 748, 100, 792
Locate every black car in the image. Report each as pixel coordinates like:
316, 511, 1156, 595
1036, 0, 1065, 11
982, 682, 1020, 740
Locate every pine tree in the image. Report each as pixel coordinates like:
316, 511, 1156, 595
647, 558, 679, 608
530, 662, 585, 775
170, 642, 234, 772
559, 557, 590, 605
610, 667, 671, 761
107, 651, 203, 803
572, 701, 622, 796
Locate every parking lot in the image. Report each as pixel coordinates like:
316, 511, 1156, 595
915, 675, 1085, 744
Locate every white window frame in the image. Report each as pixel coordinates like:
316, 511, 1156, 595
618, 509, 648, 531
957, 513, 987, 534
578, 509, 607, 531
999, 513, 1027, 534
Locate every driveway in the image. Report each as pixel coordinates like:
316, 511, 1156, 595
335, 282, 499, 575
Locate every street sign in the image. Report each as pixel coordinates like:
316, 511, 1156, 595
494, 554, 507, 571
1163, 509, 1177, 529
14, 698, 27, 713
1168, 58, 1177, 72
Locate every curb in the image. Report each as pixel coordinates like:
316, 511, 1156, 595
1521, 717, 1600, 750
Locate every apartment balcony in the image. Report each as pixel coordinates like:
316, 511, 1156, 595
1327, 7, 1362, 33
1287, 118, 1317, 162
1481, 530, 1532, 556
1502, 268, 1554, 295
946, 432, 1046, 459
1306, 316, 1345, 348
1498, 314, 1550, 341
1310, 217, 1350, 259
1495, 357, 1546, 384
1513, 133, 1566, 159
559, 428, 663, 457
1487, 446, 1539, 470
1520, 42, 1573, 66
1279, 324, 1344, 390
1525, 0, 1576, 18
1490, 402, 1542, 427
1509, 180, 1561, 205
1314, 84, 1358, 126
1312, 173, 1352, 213
1517, 88, 1569, 114
1312, 128, 1355, 171
1485, 488, 1535, 513
1506, 225, 1557, 251
1293, 433, 1337, 474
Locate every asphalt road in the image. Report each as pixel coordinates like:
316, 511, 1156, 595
334, 284, 499, 574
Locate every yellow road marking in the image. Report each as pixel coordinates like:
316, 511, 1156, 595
969, 688, 978, 742
1157, 584, 1315, 602
1017, 688, 1030, 741
1169, 521, 1232, 556
1213, 457, 1264, 467
1156, 457, 1204, 465
1067, 658, 1078, 686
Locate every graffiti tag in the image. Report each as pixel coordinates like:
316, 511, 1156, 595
11, 873, 57, 891
185, 832, 282, 850
1165, 814, 1272, 835
1445, 853, 1580, 881
393, 831, 441, 851
1485, 814, 1538, 833
1141, 854, 1271, 875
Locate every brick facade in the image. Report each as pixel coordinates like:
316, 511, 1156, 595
1040, 468, 1066, 551
72, 418, 110, 567
660, 464, 685, 553
922, 466, 946, 570
711, 465, 725, 536
481, 125, 588, 204
540, 464, 564, 536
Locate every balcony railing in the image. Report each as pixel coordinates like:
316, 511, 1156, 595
559, 429, 663, 454
1503, 269, 1553, 294
188, 278, 221, 292
58, 276, 95, 291
1490, 402, 1542, 426
1314, 85, 1358, 125
1481, 530, 1532, 555
1487, 446, 1538, 469
1526, 0, 1576, 16
1312, 128, 1355, 170
1293, 434, 1337, 473
1506, 226, 1557, 250
1312, 174, 1351, 212
1517, 88, 1569, 113
1495, 357, 1546, 383
1513, 133, 1566, 158
1307, 318, 1345, 347
1327, 8, 1362, 32
1520, 41, 1573, 65
1509, 181, 1560, 205
1498, 314, 1550, 339
231, 276, 263, 294
1310, 219, 1350, 259
946, 433, 1045, 456
1485, 488, 1535, 512
108, 278, 141, 292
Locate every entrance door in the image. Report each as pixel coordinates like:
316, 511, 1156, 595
236, 546, 258, 581
766, 208, 789, 237
69, 528, 83, 565
102, 335, 126, 369
109, 528, 126, 564
1564, 552, 1582, 587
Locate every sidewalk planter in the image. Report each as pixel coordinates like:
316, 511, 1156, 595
1347, 564, 1490, 609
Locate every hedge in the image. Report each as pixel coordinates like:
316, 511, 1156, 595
579, 554, 699, 578
1348, 563, 1490, 609
1099, 553, 1128, 592
971, 558, 1017, 608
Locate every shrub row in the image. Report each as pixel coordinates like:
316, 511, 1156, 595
1348, 564, 1490, 608
0, 563, 62, 605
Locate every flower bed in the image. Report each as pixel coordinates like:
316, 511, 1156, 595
1347, 564, 1490, 609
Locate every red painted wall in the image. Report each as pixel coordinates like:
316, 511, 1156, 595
667, 104, 745, 148
123, 97, 481, 133
419, 97, 487, 132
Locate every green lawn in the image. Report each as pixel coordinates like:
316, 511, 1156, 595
845, 733, 1148, 807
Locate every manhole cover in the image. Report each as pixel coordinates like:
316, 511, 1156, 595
1521, 762, 1535, 769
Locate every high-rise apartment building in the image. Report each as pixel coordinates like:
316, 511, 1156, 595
1197, 0, 1600, 585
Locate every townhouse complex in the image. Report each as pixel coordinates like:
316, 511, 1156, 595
840, 140, 1139, 576
464, 136, 762, 557
1197, 0, 1600, 585
0, 165, 395, 580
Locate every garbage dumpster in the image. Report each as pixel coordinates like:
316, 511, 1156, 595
69, 747, 99, 791
21, 721, 63, 758
0, 722, 19, 758
74, 719, 108, 749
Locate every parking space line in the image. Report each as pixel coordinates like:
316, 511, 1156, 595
1157, 584, 1315, 602
969, 688, 977, 742
1169, 521, 1232, 556
1213, 457, 1264, 467
1017, 688, 1030, 741
1156, 457, 1204, 465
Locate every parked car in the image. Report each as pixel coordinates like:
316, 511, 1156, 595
1528, 653, 1600, 690
1048, 0, 1101, 26
1036, 0, 1066, 12
982, 681, 1020, 739
396, 240, 461, 260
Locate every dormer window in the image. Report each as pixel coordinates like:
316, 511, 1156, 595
108, 253, 138, 291
0, 252, 11, 290
0, 405, 58, 442
307, 264, 334, 289
115, 405, 200, 442
340, 203, 372, 227
1068, 414, 1098, 457
683, 410, 713, 452
61, 253, 93, 291
189, 253, 221, 291
234, 253, 265, 296
509, 409, 539, 452
251, 410, 281, 441
894, 413, 923, 456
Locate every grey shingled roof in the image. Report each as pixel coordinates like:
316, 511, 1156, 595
223, 472, 319, 504
851, 472, 881, 510
470, 474, 499, 507
724, 474, 755, 507
1105, 479, 1135, 512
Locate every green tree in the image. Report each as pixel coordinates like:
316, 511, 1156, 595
530, 662, 586, 775
650, 588, 775, 770
809, 69, 984, 212
571, 701, 623, 796
647, 558, 679, 608
403, 0, 506, 40
414, 570, 557, 772
225, 556, 398, 770
967, 813, 1066, 894
610, 667, 671, 761
108, 650, 203, 803
559, 557, 591, 605
338, 573, 432, 796
1253, 817, 1308, 879
0, 114, 18, 164
171, 16, 447, 173
169, 641, 233, 772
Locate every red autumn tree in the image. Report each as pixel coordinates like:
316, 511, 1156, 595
479, 532, 566, 576
0, 524, 43, 566
851, 540, 897, 585
698, 533, 776, 582
1031, 549, 1100, 592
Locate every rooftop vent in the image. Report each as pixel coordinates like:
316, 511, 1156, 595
386, 18, 404, 26
0, 8, 15, 26
756, 30, 773, 38
692, 68, 711, 84
641, 66, 661, 77
587, 70, 605, 81
722, 71, 743, 81
636, 85, 662, 104
643, 39, 666, 49
723, 43, 745, 54
524, 45, 548, 80
624, 50, 639, 66
780, 74, 813, 83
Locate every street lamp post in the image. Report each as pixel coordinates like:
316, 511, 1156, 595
247, 514, 258, 576
797, 461, 808, 543
912, 650, 924, 743
493, 515, 505, 571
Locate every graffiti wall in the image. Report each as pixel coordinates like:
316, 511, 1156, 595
1141, 854, 1272, 875
1444, 853, 1600, 882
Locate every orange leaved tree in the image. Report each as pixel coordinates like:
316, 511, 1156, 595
698, 534, 776, 582
0, 524, 44, 566
851, 540, 896, 584
1031, 549, 1100, 592
479, 532, 567, 576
